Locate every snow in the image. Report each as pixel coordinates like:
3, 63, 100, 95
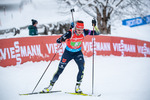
0, 0, 150, 100
0, 56, 150, 100
111, 25, 150, 42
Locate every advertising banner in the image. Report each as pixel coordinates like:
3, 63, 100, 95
137, 40, 150, 57
82, 36, 112, 57
122, 15, 150, 27
0, 35, 150, 67
0, 36, 66, 67
111, 37, 137, 57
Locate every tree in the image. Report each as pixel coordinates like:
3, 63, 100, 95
58, 0, 150, 34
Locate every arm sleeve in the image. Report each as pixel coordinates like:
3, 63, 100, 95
57, 31, 71, 43
84, 26, 100, 36
28, 25, 32, 29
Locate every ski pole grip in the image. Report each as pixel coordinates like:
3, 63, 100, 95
71, 8, 75, 12
92, 18, 96, 26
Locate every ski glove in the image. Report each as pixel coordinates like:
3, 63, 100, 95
56, 35, 66, 43
92, 19, 96, 26
71, 22, 74, 28
56, 38, 61, 43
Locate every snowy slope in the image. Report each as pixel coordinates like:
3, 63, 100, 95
0, 56, 150, 100
111, 24, 150, 42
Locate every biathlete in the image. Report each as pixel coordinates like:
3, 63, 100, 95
42, 19, 100, 93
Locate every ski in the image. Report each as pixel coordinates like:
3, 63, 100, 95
19, 90, 61, 96
65, 92, 101, 97
20, 90, 101, 97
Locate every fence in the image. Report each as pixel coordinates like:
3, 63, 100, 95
0, 35, 150, 67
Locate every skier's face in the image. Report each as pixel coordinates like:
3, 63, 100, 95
76, 28, 83, 35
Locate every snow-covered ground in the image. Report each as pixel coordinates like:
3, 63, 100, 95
0, 0, 150, 100
0, 56, 150, 100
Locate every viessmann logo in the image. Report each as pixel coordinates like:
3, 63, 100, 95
83, 38, 111, 54
0, 41, 65, 65
137, 43, 150, 57
112, 40, 136, 56
0, 41, 42, 65
112, 40, 150, 57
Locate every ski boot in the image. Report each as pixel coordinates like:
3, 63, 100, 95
75, 82, 82, 93
42, 81, 55, 93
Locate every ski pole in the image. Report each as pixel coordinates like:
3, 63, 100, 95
70, 8, 75, 35
92, 18, 95, 94
32, 43, 62, 93
70, 8, 75, 24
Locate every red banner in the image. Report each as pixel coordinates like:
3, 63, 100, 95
0, 35, 150, 67
137, 40, 150, 57
82, 36, 112, 57
111, 37, 137, 57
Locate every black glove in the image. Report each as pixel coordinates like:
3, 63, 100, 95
92, 19, 96, 26
56, 38, 61, 43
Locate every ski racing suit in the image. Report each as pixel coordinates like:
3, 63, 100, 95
51, 27, 100, 84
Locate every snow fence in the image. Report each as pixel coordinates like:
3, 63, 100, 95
0, 35, 150, 67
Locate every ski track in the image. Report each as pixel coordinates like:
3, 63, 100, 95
0, 56, 150, 100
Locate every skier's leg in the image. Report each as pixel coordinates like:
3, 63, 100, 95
42, 49, 72, 92
74, 51, 85, 93
74, 51, 85, 82
51, 50, 72, 83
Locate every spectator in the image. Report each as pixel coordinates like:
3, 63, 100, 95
28, 19, 38, 36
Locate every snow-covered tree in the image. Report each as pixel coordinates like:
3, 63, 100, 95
58, 0, 150, 34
